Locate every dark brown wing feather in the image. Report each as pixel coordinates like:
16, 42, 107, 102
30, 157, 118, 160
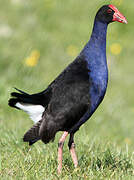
23, 120, 42, 145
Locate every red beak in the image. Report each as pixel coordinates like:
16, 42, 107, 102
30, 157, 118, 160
109, 4, 128, 24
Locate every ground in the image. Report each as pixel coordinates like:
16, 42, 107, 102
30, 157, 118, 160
0, 0, 134, 179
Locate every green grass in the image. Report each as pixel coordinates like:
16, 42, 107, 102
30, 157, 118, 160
0, 0, 134, 179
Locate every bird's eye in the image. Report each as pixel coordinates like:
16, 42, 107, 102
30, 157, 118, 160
107, 9, 112, 14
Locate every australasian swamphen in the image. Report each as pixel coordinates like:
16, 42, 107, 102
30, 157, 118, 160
8, 4, 127, 173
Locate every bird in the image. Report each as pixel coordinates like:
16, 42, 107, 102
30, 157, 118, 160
8, 4, 127, 173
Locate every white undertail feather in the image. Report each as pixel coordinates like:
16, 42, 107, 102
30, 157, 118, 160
15, 102, 45, 123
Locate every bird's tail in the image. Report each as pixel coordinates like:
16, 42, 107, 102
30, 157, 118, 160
8, 87, 51, 123
8, 87, 46, 107
23, 120, 42, 145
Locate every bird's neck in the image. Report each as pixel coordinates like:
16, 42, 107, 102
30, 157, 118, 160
83, 20, 108, 116
81, 20, 108, 59
90, 20, 108, 45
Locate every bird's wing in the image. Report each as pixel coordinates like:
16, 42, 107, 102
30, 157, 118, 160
22, 56, 91, 144
42, 56, 91, 132
23, 119, 42, 145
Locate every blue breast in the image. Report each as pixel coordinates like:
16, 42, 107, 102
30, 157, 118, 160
68, 20, 110, 134
81, 20, 108, 115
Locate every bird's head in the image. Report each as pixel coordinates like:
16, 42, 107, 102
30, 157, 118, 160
95, 4, 127, 24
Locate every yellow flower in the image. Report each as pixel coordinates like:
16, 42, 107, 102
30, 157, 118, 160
111, 0, 123, 6
110, 43, 122, 55
124, 138, 131, 145
24, 50, 40, 67
66, 45, 78, 57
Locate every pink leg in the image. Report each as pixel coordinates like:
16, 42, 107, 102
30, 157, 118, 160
68, 134, 78, 168
57, 131, 68, 174
70, 143, 78, 168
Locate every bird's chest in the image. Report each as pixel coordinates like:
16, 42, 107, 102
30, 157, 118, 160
87, 59, 108, 112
